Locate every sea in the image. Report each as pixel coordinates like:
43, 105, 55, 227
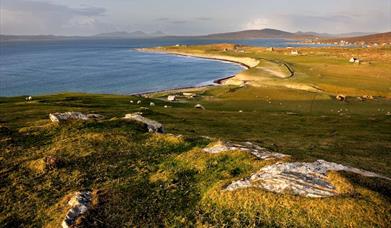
0, 38, 326, 97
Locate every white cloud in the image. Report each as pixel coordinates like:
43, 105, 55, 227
244, 18, 272, 30
0, 0, 111, 35
243, 10, 390, 33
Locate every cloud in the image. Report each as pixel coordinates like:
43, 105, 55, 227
0, 0, 110, 35
170, 20, 188, 24
243, 11, 391, 33
196, 17, 213, 21
245, 18, 272, 30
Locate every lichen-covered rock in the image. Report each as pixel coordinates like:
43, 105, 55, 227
124, 113, 164, 133
49, 112, 103, 123
225, 160, 390, 197
62, 191, 92, 228
49, 112, 88, 123
203, 141, 288, 160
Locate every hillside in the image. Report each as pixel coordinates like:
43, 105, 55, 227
202, 28, 317, 40
1, 44, 391, 227
323, 31, 391, 45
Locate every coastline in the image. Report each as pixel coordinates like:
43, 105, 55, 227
135, 48, 258, 96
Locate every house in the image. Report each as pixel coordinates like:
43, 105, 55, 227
290, 50, 300, 55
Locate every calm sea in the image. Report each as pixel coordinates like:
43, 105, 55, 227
0, 38, 323, 97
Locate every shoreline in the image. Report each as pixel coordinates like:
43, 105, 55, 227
134, 48, 258, 96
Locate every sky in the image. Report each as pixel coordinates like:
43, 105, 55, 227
1, 0, 390, 36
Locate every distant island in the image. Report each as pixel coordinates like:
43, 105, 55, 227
1, 28, 387, 42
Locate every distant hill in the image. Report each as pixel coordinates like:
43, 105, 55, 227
0, 34, 82, 42
322, 31, 391, 44
93, 31, 166, 38
202, 29, 298, 39
0, 31, 167, 42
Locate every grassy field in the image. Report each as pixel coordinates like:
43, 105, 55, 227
1, 45, 390, 227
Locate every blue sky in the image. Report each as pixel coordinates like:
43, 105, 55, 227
1, 0, 390, 35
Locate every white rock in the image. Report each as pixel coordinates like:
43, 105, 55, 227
225, 160, 390, 197
137, 100, 142, 104
150, 102, 155, 106
203, 141, 288, 160
124, 113, 164, 133
49, 112, 92, 123
62, 191, 91, 228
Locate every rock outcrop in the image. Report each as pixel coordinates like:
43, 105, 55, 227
49, 112, 103, 123
124, 113, 164, 133
62, 191, 92, 228
203, 141, 288, 160
225, 160, 390, 198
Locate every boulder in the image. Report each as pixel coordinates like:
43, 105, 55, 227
124, 113, 164, 133
49, 112, 88, 123
62, 192, 92, 228
25, 96, 33, 101
150, 102, 155, 107
225, 160, 390, 197
194, 104, 205, 110
167, 95, 176, 101
49, 112, 103, 123
203, 141, 288, 160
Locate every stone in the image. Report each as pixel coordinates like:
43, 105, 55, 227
86, 114, 104, 120
336, 94, 346, 101
167, 95, 176, 101
124, 113, 164, 133
137, 100, 142, 104
25, 96, 33, 101
62, 191, 92, 228
225, 160, 390, 198
194, 104, 205, 110
150, 102, 155, 107
130, 100, 134, 104
203, 141, 288, 160
49, 112, 89, 123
